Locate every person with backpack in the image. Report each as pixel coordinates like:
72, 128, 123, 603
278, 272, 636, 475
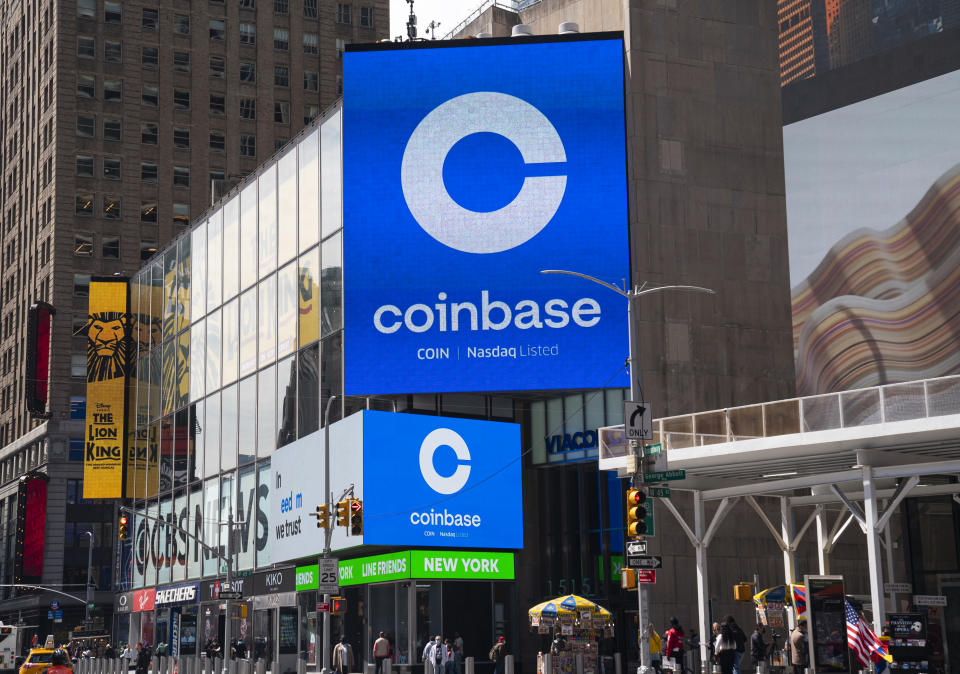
714, 624, 737, 674
724, 616, 747, 674
489, 637, 506, 674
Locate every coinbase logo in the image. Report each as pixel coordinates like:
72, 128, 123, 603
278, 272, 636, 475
419, 428, 471, 495
400, 92, 567, 254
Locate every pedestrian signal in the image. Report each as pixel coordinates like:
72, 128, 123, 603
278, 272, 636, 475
315, 504, 329, 529
349, 499, 363, 536
118, 515, 129, 540
336, 500, 350, 528
331, 597, 347, 614
626, 488, 647, 537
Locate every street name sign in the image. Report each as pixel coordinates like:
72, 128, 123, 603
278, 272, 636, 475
643, 443, 662, 456
626, 540, 647, 555
317, 558, 339, 594
624, 401, 652, 440
648, 487, 671, 498
914, 595, 947, 607
218, 591, 242, 600
636, 570, 656, 583
627, 555, 663, 570
642, 470, 686, 483
884, 583, 912, 594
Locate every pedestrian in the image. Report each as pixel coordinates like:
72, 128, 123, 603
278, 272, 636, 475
550, 634, 566, 655
789, 621, 806, 674
489, 637, 506, 674
205, 637, 221, 661
724, 616, 746, 674
749, 624, 767, 672
714, 624, 737, 674
441, 639, 456, 674
453, 633, 464, 674
373, 632, 390, 674
422, 636, 441, 673
105, 643, 116, 660
333, 636, 354, 674
647, 625, 661, 674
663, 618, 685, 667
135, 643, 151, 674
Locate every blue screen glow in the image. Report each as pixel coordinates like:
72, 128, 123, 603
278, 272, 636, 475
343, 36, 630, 394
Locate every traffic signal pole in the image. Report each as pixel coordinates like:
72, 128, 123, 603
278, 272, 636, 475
321, 395, 338, 674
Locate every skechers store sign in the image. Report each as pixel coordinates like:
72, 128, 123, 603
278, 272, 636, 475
270, 411, 522, 562
154, 583, 199, 606
343, 34, 629, 394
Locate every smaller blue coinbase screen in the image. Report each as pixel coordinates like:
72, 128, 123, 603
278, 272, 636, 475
343, 35, 629, 395
362, 411, 522, 549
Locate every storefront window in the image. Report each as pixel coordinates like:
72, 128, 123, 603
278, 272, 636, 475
238, 376, 256, 466
320, 110, 342, 238
191, 221, 207, 320
222, 383, 238, 472
203, 478, 219, 577
298, 591, 318, 665
204, 392, 221, 478
259, 165, 278, 278
277, 149, 297, 265
256, 460, 271, 568
320, 232, 342, 337
298, 130, 319, 253
207, 211, 223, 310
223, 298, 240, 385
259, 275, 277, 368
206, 309, 222, 393
277, 262, 298, 357
181, 608, 198, 654
241, 181, 258, 292
240, 289, 257, 377
277, 356, 296, 448
141, 608, 156, 646
257, 366, 276, 458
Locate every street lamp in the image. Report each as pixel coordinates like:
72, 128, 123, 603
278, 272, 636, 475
83, 530, 94, 623
540, 269, 714, 674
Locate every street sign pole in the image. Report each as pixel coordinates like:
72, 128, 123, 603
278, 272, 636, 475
321, 395, 337, 674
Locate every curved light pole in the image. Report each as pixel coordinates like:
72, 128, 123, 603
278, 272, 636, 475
540, 269, 714, 674
83, 530, 94, 623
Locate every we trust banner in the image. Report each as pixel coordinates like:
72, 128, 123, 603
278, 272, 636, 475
83, 278, 131, 498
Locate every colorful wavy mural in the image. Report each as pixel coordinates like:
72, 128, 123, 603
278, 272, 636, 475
792, 163, 960, 395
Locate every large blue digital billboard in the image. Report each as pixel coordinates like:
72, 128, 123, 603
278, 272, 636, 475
343, 35, 630, 394
362, 411, 522, 549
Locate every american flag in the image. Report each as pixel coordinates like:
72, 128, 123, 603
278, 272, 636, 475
844, 601, 891, 666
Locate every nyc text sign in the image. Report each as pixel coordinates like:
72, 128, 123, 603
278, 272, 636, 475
343, 35, 629, 394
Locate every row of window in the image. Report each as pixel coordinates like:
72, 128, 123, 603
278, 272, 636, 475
78, 29, 318, 59
79, 0, 328, 23
78, 111, 316, 144
76, 194, 191, 221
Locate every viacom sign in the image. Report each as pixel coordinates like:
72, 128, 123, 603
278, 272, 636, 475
343, 34, 629, 394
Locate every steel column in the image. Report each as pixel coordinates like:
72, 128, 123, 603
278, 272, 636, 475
862, 467, 886, 632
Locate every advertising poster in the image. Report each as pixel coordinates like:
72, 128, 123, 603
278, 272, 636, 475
804, 575, 848, 673
83, 278, 131, 499
343, 35, 629, 394
785, 70, 960, 395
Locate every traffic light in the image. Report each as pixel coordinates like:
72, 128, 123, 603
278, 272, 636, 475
626, 488, 647, 538
315, 504, 329, 529
336, 500, 350, 528
330, 597, 347, 614
349, 499, 363, 536
118, 515, 129, 540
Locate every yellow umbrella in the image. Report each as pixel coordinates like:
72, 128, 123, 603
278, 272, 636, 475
528, 595, 614, 629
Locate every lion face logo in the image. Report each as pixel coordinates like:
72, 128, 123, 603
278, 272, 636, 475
86, 311, 131, 382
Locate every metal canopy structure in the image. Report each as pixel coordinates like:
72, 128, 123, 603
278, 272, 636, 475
599, 374, 960, 664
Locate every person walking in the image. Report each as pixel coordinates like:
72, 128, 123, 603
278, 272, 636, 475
489, 637, 506, 674
647, 625, 662, 674
373, 633, 390, 674
333, 636, 354, 674
725, 616, 746, 674
789, 622, 806, 674
441, 639, 456, 674
422, 636, 442, 673
663, 618, 685, 668
749, 624, 767, 673
453, 633, 464, 674
714, 623, 737, 674
134, 643, 151, 674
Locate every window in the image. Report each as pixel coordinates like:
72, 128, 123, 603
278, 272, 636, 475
103, 196, 121, 219
173, 204, 190, 227
77, 0, 95, 19
74, 274, 91, 297
174, 14, 190, 35
304, 105, 319, 124
274, 65, 289, 86
240, 0, 255, 7
142, 46, 158, 69
141, 201, 157, 223
77, 74, 95, 99
336, 38, 350, 57
142, 85, 158, 107
141, 162, 158, 183
275, 138, 289, 151
240, 23, 256, 45
274, 28, 289, 51
104, 2, 122, 24
274, 102, 289, 124
78, 36, 95, 58
74, 233, 93, 256
210, 20, 226, 41
210, 94, 225, 115
360, 6, 373, 27
77, 115, 95, 137
141, 122, 158, 145
103, 118, 122, 141
104, 40, 122, 63
304, 71, 319, 92
210, 169, 226, 183
240, 98, 256, 120
71, 354, 87, 378
76, 155, 94, 178
174, 89, 190, 110
102, 236, 120, 259
174, 127, 190, 149
275, 0, 289, 14
336, 3, 351, 23
210, 130, 226, 152
76, 194, 94, 216
210, 56, 226, 78
304, 0, 318, 17
141, 239, 158, 262
103, 157, 121, 180
103, 79, 122, 102
303, 33, 318, 54
142, 8, 158, 30
239, 62, 256, 83
240, 135, 256, 157
174, 166, 190, 188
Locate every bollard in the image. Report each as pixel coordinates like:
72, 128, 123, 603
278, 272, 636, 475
614, 653, 622, 674
575, 653, 584, 674
228, 658, 237, 674
505, 655, 514, 674
544, 653, 553, 674
425, 661, 434, 674
464, 656, 474, 674
366, 663, 377, 674
255, 659, 266, 674
214, 657, 222, 674
384, 660, 392, 674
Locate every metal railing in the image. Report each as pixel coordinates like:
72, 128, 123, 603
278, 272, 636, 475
600, 374, 960, 460
443, 0, 540, 39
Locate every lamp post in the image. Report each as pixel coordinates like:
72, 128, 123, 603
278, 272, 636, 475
83, 530, 94, 623
320, 395, 338, 674
540, 270, 714, 674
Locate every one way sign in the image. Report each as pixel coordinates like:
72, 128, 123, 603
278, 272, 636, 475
624, 401, 653, 440
626, 555, 663, 570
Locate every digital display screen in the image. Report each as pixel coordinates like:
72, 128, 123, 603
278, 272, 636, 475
342, 35, 629, 394
806, 576, 848, 673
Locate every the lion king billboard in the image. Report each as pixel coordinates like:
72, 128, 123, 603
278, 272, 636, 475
83, 277, 131, 499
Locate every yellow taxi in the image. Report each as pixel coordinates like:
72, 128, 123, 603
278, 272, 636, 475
19, 639, 72, 674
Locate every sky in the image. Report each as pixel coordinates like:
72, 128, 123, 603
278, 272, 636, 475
389, 0, 481, 41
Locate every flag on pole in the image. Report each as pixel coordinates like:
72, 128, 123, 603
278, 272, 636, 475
845, 601, 892, 665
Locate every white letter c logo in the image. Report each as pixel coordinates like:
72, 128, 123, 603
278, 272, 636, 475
419, 428, 471, 495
